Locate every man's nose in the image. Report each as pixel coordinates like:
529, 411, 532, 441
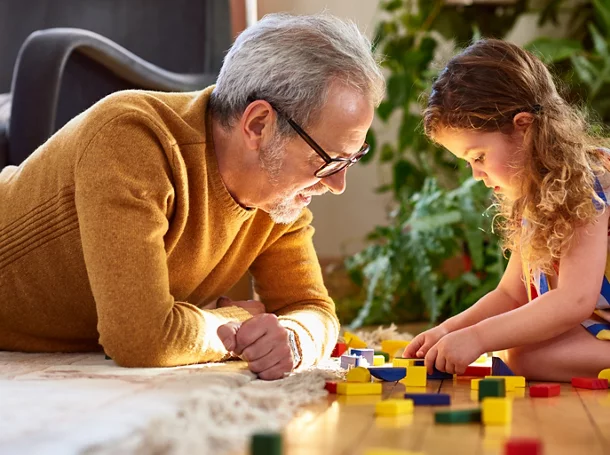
321, 168, 347, 194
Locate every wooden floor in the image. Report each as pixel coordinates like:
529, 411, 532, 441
278, 373, 610, 455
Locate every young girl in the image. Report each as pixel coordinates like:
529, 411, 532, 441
404, 39, 610, 382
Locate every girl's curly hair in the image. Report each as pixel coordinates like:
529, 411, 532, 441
423, 38, 608, 273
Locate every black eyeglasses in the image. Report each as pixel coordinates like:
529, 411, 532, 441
260, 100, 370, 178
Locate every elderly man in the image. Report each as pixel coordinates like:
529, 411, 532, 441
0, 13, 384, 379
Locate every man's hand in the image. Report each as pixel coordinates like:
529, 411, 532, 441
216, 298, 296, 380
424, 326, 484, 375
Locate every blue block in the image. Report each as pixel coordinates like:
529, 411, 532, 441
492, 357, 515, 376
404, 393, 451, 406
414, 359, 425, 366
427, 367, 453, 380
368, 367, 407, 382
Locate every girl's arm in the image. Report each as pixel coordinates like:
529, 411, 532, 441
441, 246, 529, 332
473, 209, 610, 352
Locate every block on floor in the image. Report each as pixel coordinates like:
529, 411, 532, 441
482, 397, 512, 425
368, 367, 407, 382
365, 449, 424, 455
471, 378, 482, 390
435, 408, 482, 424
529, 383, 560, 398
427, 367, 453, 380
251, 431, 282, 455
404, 392, 450, 406
479, 378, 506, 401
598, 368, 610, 381
324, 381, 338, 394
403, 365, 427, 387
485, 375, 525, 390
392, 357, 421, 367
491, 356, 515, 376
571, 377, 609, 389
504, 437, 543, 455
337, 382, 382, 396
375, 398, 414, 416
374, 351, 390, 362
463, 365, 491, 377
346, 366, 372, 383
349, 348, 375, 365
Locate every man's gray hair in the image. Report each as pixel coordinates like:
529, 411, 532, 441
209, 13, 385, 136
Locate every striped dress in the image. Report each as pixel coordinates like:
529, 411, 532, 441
527, 166, 610, 340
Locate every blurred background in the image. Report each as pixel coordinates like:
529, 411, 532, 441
1, 0, 605, 329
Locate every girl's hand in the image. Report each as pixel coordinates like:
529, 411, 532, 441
424, 326, 484, 375
403, 325, 449, 359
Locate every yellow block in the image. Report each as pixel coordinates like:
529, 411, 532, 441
373, 355, 386, 366
365, 449, 423, 455
474, 354, 488, 364
392, 358, 417, 367
381, 340, 410, 359
346, 366, 372, 383
344, 331, 368, 349
337, 382, 382, 396
485, 375, 525, 390
402, 365, 427, 387
471, 378, 482, 390
482, 397, 512, 425
599, 368, 610, 381
375, 399, 414, 416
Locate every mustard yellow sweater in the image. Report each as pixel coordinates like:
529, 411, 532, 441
0, 86, 339, 368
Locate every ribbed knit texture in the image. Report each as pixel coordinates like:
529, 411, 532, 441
0, 86, 339, 368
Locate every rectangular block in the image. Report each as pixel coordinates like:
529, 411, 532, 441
340, 354, 366, 369
482, 397, 512, 425
403, 365, 427, 387
373, 355, 386, 366
392, 357, 422, 367
337, 382, 382, 396
529, 383, 560, 398
485, 375, 525, 390
324, 381, 337, 394
404, 393, 450, 406
571, 377, 609, 389
463, 365, 491, 377
374, 350, 390, 362
479, 378, 506, 401
504, 438, 542, 455
350, 348, 375, 365
376, 398, 414, 416
435, 408, 482, 424
471, 378, 482, 390
427, 367, 453, 380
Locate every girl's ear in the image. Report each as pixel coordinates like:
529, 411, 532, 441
513, 112, 534, 133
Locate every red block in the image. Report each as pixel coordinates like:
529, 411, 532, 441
462, 365, 492, 377
530, 383, 560, 398
504, 438, 542, 455
324, 381, 338, 394
571, 377, 609, 390
331, 342, 348, 358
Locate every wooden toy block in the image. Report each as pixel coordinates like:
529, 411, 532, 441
331, 342, 348, 357
529, 383, 560, 398
375, 398, 414, 416
463, 365, 491, 376
404, 392, 450, 406
427, 367, 453, 380
479, 378, 506, 401
392, 357, 423, 367
485, 375, 526, 390
340, 354, 365, 369
471, 378, 482, 390
374, 350, 390, 362
571, 377, 609, 389
598, 368, 610, 382
324, 381, 338, 394
346, 366, 372, 383
373, 355, 386, 366
403, 365, 427, 387
504, 438, 543, 455
474, 354, 489, 363
380, 340, 410, 359
368, 367, 407, 382
343, 331, 367, 348
435, 408, 482, 424
251, 431, 282, 455
350, 348, 375, 365
492, 356, 515, 376
337, 382, 382, 396
482, 397, 512, 425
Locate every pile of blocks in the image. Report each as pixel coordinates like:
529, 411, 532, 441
326, 333, 610, 455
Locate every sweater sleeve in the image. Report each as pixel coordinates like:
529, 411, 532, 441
249, 210, 340, 369
74, 113, 251, 367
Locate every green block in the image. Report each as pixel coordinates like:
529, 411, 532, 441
251, 431, 282, 455
435, 408, 482, 424
478, 378, 506, 401
374, 350, 390, 362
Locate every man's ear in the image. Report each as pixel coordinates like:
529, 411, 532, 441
240, 100, 275, 152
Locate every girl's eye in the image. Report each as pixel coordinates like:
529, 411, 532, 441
474, 154, 485, 163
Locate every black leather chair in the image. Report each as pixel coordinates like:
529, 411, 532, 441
1, 28, 218, 168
